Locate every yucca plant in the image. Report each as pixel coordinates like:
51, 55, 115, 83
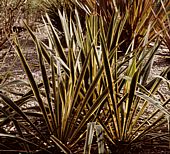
95, 7, 170, 152
0, 9, 108, 153
42, 0, 170, 53
0, 4, 169, 154
74, 0, 170, 54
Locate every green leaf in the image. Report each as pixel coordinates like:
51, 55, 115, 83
122, 70, 139, 139
14, 37, 52, 134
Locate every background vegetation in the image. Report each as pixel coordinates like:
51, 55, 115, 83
0, 0, 43, 49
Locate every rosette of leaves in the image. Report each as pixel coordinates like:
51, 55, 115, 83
0, 9, 107, 153
0, 7, 169, 154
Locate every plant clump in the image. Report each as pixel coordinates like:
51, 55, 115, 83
0, 0, 170, 154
